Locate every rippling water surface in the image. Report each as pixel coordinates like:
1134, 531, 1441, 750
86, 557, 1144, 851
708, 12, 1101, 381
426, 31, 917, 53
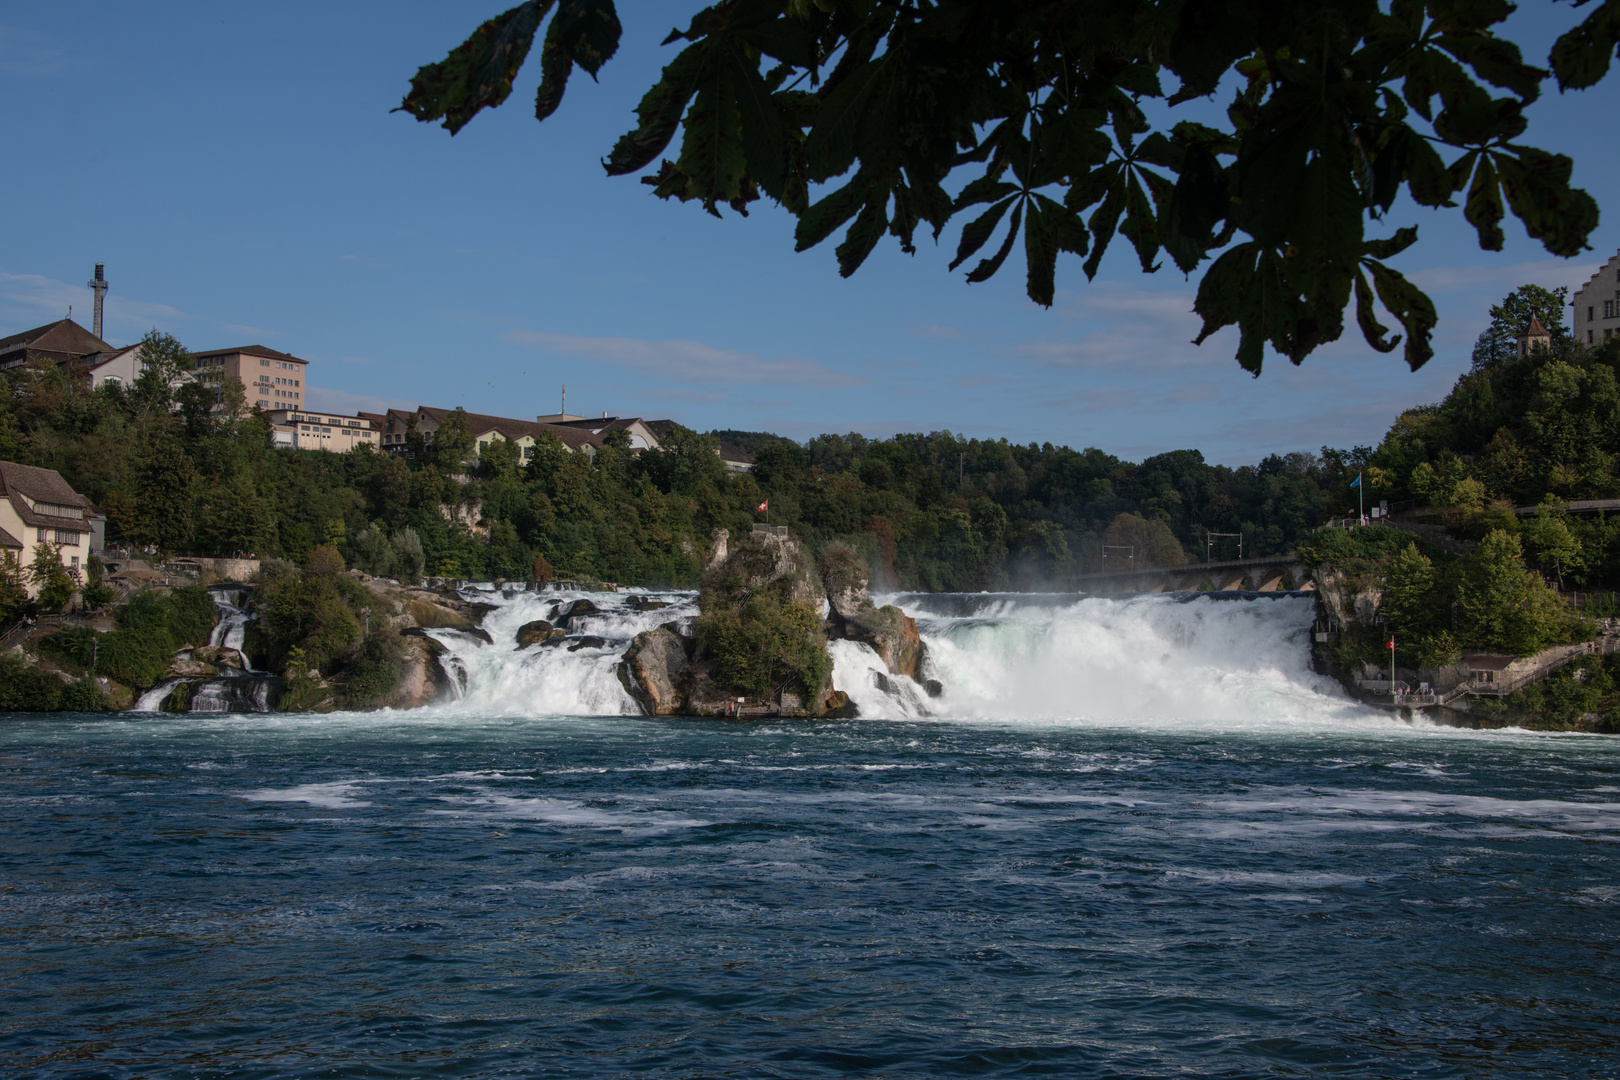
2, 711, 1617, 1079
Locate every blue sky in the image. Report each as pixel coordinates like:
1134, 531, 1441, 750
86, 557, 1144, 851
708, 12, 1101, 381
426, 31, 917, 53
2, 2, 1616, 465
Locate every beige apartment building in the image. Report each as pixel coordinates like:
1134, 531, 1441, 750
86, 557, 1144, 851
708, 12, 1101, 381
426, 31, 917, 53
0, 461, 104, 593
266, 409, 380, 452
193, 345, 309, 412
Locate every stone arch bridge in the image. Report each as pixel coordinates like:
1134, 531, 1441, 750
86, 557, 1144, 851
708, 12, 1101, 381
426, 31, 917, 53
1070, 555, 1311, 594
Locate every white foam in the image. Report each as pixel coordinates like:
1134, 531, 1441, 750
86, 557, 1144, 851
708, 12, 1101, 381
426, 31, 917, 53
240, 781, 372, 809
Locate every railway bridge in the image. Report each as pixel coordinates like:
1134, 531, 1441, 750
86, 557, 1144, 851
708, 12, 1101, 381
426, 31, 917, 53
1070, 555, 1311, 594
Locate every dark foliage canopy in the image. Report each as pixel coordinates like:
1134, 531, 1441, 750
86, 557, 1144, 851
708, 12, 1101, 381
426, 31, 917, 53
400, 0, 1616, 375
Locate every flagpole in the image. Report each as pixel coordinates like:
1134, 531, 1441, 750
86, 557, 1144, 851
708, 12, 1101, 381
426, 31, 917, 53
1358, 473, 1364, 525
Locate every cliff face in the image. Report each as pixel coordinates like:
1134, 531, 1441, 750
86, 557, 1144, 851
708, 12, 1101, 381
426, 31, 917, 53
1313, 567, 1383, 626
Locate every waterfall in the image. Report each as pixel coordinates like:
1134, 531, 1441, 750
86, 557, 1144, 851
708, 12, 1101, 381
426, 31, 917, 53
208, 584, 253, 651
427, 587, 699, 717
130, 585, 279, 713
426, 586, 1363, 725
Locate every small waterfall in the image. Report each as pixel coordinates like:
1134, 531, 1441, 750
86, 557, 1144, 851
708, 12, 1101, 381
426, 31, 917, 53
208, 584, 253, 651
130, 584, 279, 713
134, 678, 187, 712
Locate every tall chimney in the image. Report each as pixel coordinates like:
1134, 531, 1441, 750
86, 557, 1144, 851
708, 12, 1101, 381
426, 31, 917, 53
86, 263, 108, 340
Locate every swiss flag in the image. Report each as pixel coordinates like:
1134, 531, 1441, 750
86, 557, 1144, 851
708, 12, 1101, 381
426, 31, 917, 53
1388, 638, 1396, 650
757, 500, 768, 512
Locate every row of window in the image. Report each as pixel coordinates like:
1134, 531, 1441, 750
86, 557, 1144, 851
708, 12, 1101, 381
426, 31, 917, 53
297, 424, 372, 437
37, 528, 81, 546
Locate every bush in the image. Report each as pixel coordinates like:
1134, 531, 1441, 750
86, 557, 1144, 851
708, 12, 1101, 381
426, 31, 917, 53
0, 653, 64, 711
258, 573, 360, 674
335, 630, 406, 708
60, 677, 104, 712
118, 586, 217, 647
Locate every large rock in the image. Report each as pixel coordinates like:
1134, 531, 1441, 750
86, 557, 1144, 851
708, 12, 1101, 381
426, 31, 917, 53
192, 646, 244, 668
819, 540, 873, 621
552, 599, 600, 629
844, 605, 923, 679
166, 658, 218, 679
384, 636, 452, 710
818, 541, 924, 681
515, 620, 554, 647
619, 627, 691, 715
1314, 568, 1382, 626
706, 527, 729, 571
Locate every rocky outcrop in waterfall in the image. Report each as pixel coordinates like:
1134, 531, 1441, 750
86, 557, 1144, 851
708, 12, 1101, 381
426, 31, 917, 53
615, 534, 933, 718
384, 635, 456, 709
618, 528, 830, 716
618, 625, 692, 715
819, 541, 924, 680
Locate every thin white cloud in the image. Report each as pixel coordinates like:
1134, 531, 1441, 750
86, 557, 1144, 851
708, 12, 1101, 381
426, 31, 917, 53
0, 26, 73, 76
912, 323, 962, 339
1408, 258, 1598, 295
224, 323, 281, 338
304, 387, 416, 416
340, 355, 377, 365
0, 271, 184, 333
505, 331, 868, 388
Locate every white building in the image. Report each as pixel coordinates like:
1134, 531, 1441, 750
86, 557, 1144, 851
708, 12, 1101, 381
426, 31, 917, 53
1572, 249, 1620, 347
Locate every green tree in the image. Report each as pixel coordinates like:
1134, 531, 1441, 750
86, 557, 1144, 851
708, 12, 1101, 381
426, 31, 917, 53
28, 542, 74, 610
1470, 284, 1572, 371
351, 522, 395, 577
130, 436, 196, 554
431, 409, 476, 473
130, 330, 194, 414
0, 551, 30, 623
1458, 529, 1572, 655
392, 528, 426, 584
1523, 502, 1585, 588
1102, 512, 1186, 569
402, 0, 1608, 374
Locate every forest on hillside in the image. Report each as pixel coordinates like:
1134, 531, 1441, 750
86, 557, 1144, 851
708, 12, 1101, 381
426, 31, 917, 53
2, 285, 1618, 596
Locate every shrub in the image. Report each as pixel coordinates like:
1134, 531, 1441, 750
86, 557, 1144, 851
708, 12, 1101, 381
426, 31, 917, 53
258, 573, 360, 674
118, 586, 217, 647
0, 653, 64, 711
60, 677, 104, 712
336, 630, 406, 708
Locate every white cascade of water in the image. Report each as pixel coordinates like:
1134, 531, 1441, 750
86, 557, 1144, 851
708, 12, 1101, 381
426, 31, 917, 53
207, 584, 253, 652
427, 587, 698, 717
426, 587, 1365, 726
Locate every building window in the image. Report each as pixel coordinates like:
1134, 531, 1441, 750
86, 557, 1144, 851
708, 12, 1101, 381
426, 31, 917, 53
261, 359, 270, 367
70, 556, 79, 569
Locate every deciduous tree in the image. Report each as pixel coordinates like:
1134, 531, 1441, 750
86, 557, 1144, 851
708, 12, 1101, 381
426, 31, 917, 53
401, 0, 1613, 374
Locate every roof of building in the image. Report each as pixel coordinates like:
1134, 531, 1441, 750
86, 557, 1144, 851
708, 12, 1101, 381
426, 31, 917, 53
1573, 249, 1620, 296
82, 343, 141, 370
717, 441, 756, 465
192, 344, 308, 363
1522, 316, 1549, 337
0, 460, 92, 532
0, 319, 112, 363
410, 406, 609, 451
1462, 653, 1517, 671
0, 525, 21, 549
